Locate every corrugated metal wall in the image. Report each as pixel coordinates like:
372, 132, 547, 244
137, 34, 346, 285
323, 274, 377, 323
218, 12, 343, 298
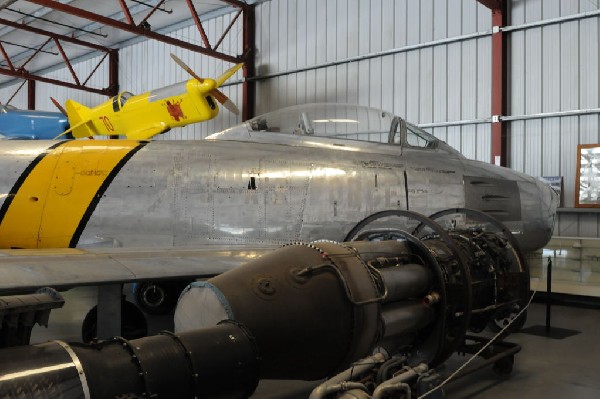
2, 0, 599, 237
507, 0, 600, 236
253, 0, 600, 237
254, 0, 493, 162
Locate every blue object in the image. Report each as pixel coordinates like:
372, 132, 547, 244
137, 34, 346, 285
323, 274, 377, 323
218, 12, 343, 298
0, 104, 69, 140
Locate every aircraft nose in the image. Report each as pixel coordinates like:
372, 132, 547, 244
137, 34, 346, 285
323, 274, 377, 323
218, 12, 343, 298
513, 178, 559, 253
539, 179, 559, 216
535, 178, 559, 237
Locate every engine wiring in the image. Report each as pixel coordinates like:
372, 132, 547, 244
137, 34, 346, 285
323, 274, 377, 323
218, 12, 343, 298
417, 280, 541, 399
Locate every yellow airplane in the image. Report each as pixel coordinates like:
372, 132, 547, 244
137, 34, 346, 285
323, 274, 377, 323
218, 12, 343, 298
57, 54, 243, 140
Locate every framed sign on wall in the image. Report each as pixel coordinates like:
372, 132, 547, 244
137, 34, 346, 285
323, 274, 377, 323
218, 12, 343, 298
576, 144, 600, 208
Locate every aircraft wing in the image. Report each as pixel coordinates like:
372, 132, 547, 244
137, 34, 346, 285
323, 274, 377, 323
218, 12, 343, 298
0, 245, 276, 295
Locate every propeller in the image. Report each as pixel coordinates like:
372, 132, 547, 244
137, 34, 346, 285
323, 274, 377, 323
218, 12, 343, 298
50, 97, 67, 116
170, 53, 243, 115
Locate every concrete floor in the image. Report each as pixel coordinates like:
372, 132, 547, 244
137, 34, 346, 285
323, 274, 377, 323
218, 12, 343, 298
28, 286, 600, 398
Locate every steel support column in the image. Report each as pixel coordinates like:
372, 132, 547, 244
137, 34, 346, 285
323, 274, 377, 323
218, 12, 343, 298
479, 0, 507, 166
27, 79, 35, 110
242, 5, 255, 121
108, 49, 119, 97
491, 5, 506, 166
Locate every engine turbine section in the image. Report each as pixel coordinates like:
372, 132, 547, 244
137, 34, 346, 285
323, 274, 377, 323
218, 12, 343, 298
0, 209, 529, 398
176, 209, 528, 379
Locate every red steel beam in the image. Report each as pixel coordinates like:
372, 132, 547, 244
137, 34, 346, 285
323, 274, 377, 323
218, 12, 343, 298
108, 49, 119, 96
19, 37, 52, 70
214, 9, 242, 52
0, 16, 115, 95
117, 0, 135, 25
0, 16, 112, 52
6, 79, 26, 105
53, 38, 80, 85
490, 2, 506, 166
139, 0, 166, 28
0, 66, 113, 96
27, 79, 35, 110
0, 42, 15, 71
186, 0, 211, 49
83, 52, 108, 86
242, 5, 255, 121
478, 0, 507, 165
27, 0, 242, 63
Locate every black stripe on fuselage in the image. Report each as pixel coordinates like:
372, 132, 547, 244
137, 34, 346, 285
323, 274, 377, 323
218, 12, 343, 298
0, 141, 67, 226
69, 141, 148, 248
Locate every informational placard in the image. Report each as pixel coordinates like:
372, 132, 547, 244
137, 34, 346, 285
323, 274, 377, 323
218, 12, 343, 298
576, 144, 600, 207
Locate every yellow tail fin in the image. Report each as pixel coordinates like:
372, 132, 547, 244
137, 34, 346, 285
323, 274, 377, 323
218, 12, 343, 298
65, 100, 96, 138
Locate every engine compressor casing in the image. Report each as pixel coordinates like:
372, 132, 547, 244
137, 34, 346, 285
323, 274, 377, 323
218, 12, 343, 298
176, 218, 529, 377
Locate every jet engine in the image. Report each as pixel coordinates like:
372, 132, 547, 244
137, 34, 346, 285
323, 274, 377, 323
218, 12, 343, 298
0, 209, 529, 398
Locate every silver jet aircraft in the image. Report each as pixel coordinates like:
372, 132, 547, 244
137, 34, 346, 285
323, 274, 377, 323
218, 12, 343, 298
0, 103, 557, 341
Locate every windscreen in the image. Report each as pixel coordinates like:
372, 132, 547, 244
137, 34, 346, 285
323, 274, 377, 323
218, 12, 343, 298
247, 103, 395, 144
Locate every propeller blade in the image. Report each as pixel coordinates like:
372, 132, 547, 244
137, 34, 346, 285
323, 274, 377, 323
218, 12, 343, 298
216, 63, 244, 87
50, 97, 67, 116
171, 52, 241, 115
170, 53, 204, 83
210, 89, 239, 115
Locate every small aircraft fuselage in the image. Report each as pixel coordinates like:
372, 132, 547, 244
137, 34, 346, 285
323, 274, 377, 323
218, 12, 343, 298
66, 79, 220, 140
0, 105, 69, 140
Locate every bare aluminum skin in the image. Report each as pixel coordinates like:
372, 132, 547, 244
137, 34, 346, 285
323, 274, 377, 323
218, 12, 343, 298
0, 104, 556, 255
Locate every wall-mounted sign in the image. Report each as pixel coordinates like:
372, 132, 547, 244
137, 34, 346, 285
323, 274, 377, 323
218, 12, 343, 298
576, 144, 600, 207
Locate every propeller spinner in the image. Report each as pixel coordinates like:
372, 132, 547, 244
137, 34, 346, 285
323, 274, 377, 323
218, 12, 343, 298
170, 53, 243, 115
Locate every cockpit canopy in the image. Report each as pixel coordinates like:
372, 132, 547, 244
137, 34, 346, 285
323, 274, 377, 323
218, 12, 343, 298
248, 103, 395, 141
209, 103, 458, 154
112, 92, 134, 112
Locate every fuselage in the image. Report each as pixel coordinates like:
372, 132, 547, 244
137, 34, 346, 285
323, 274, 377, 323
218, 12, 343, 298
0, 106, 68, 140
0, 136, 556, 253
69, 79, 219, 139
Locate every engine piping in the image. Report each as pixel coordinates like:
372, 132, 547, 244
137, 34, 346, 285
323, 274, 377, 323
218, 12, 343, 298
0, 208, 530, 398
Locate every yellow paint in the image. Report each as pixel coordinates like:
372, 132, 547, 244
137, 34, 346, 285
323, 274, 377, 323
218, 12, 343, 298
0, 140, 140, 249
59, 63, 243, 140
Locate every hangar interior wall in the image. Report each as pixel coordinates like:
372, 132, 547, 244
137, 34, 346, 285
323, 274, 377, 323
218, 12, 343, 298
254, 0, 493, 164
507, 0, 600, 237
1, 0, 600, 238
253, 0, 600, 238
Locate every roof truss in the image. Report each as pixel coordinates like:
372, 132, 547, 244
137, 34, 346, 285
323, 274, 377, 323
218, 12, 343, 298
27, 0, 246, 63
0, 15, 117, 96
1, 1, 253, 103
